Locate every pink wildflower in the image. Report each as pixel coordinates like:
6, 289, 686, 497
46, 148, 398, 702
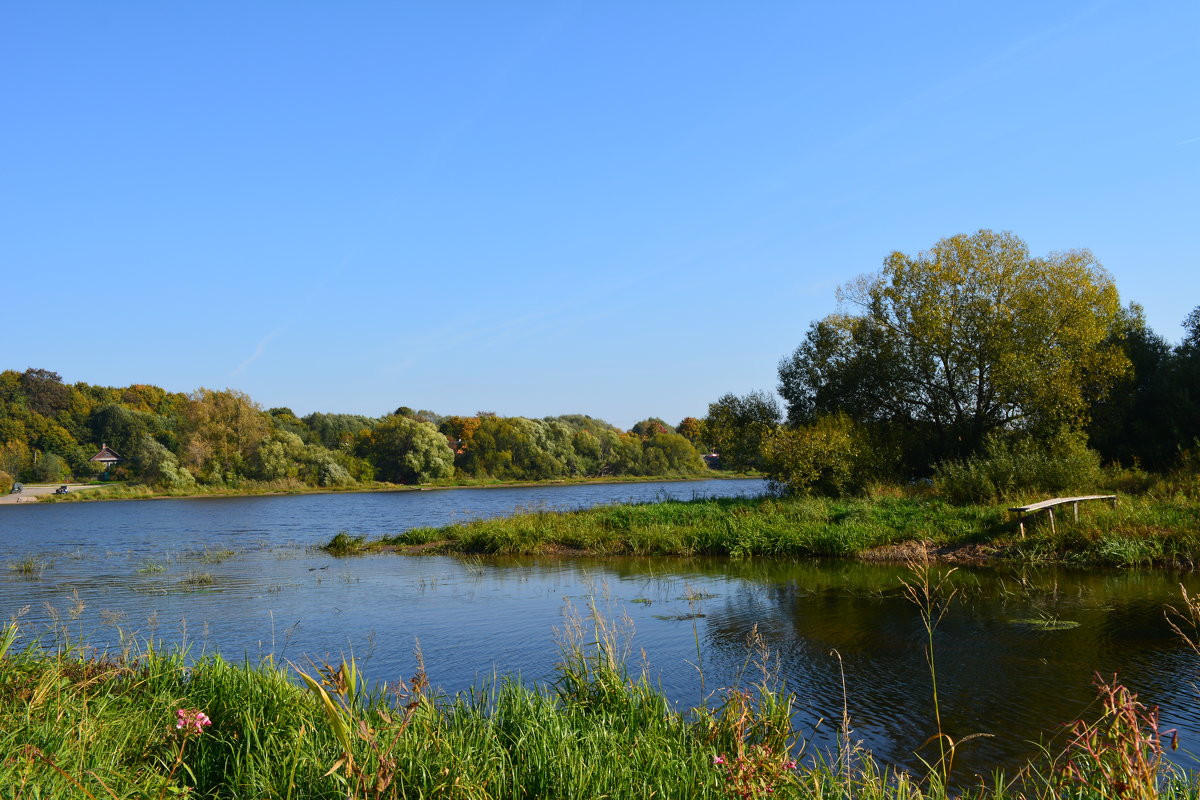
784, 759, 797, 770
175, 708, 212, 734
713, 755, 726, 765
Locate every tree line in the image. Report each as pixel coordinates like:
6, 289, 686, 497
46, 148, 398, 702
701, 230, 1199, 498
0, 375, 713, 491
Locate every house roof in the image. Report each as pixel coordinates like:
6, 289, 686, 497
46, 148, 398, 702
89, 443, 122, 463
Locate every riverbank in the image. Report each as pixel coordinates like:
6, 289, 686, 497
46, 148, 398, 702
23, 471, 755, 504
325, 492, 1200, 568
2, 617, 1190, 799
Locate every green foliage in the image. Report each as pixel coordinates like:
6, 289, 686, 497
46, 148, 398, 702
357, 415, 455, 483
0, 370, 709, 491
301, 412, 377, 450
28, 451, 69, 482
779, 230, 1128, 469
934, 429, 1103, 505
704, 391, 781, 471
0, 468, 11, 493
643, 432, 708, 475
765, 413, 872, 497
130, 435, 196, 489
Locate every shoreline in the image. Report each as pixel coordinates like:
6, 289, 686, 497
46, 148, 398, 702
9, 471, 762, 505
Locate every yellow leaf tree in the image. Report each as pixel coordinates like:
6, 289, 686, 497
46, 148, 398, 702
778, 230, 1127, 465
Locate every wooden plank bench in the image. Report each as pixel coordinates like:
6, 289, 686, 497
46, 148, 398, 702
1008, 495, 1117, 537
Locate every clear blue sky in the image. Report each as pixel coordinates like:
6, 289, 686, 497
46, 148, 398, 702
3, 2, 1197, 429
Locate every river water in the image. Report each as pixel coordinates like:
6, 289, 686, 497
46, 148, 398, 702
2, 478, 1198, 780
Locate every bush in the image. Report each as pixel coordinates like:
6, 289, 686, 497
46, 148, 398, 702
764, 413, 870, 497
0, 469, 11, 493
934, 428, 1103, 504
26, 452, 69, 483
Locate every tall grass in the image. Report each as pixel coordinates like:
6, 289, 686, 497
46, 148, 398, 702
2, 593, 1196, 799
349, 495, 1005, 558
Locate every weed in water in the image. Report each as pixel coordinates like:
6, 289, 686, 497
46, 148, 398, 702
181, 571, 214, 587
7, 557, 49, 578
901, 561, 992, 785
196, 547, 237, 564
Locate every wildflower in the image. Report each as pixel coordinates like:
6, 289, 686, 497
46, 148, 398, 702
784, 760, 797, 770
713, 755, 726, 765
175, 708, 212, 735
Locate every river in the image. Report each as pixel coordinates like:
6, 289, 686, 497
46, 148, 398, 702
2, 477, 1198, 780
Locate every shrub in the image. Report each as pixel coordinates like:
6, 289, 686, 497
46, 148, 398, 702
764, 413, 869, 497
934, 428, 1103, 504
0, 469, 10, 493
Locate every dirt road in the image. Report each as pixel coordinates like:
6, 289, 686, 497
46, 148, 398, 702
0, 484, 104, 505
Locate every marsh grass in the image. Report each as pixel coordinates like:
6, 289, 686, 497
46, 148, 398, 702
7, 556, 50, 578
326, 493, 1200, 567
180, 571, 214, 587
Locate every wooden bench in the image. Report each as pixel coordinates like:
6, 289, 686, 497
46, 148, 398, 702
1008, 495, 1117, 537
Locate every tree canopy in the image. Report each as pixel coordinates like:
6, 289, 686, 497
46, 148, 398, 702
778, 230, 1127, 464
0, 368, 711, 491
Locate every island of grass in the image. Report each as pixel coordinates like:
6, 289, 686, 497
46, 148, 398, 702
324, 490, 1200, 568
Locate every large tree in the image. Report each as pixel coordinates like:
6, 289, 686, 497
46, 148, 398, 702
703, 391, 781, 471
356, 415, 454, 484
778, 230, 1127, 463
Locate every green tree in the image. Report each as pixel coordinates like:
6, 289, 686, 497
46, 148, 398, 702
703, 391, 781, 471
302, 413, 377, 450
1085, 304, 1175, 468
779, 230, 1127, 466
130, 435, 196, 489
19, 368, 71, 416
764, 413, 869, 497
642, 432, 706, 474
357, 415, 454, 484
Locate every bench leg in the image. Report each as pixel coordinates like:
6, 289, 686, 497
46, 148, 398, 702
1049, 508, 1056, 535
1073, 502, 1079, 523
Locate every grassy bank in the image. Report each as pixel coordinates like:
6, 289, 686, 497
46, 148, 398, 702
2, 604, 1193, 800
326, 492, 1200, 567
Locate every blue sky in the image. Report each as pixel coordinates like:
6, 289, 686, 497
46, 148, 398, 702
3, 2, 1197, 429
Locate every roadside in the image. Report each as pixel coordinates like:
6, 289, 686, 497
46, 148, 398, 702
0, 483, 107, 505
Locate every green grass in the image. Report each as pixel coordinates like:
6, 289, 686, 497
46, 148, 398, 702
2, 609, 1194, 800
7, 556, 50, 577
322, 492, 1200, 567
